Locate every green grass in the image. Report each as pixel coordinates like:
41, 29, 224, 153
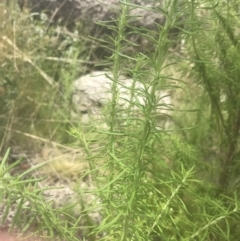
1, 0, 240, 240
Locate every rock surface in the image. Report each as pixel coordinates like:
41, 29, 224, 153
18, 0, 181, 59
0, 230, 55, 241
72, 71, 172, 126
19, 0, 165, 29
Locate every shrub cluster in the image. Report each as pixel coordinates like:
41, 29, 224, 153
1, 0, 240, 240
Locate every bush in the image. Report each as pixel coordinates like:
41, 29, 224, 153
1, 0, 240, 241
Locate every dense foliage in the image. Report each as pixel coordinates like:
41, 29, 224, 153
1, 0, 240, 240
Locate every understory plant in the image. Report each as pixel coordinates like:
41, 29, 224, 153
0, 0, 87, 152
187, 0, 240, 194
0, 149, 81, 241
71, 0, 240, 240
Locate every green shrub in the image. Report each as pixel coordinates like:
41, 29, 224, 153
1, 0, 240, 241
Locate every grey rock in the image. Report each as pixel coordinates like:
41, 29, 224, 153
19, 0, 165, 29
18, 0, 181, 59
72, 71, 172, 126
